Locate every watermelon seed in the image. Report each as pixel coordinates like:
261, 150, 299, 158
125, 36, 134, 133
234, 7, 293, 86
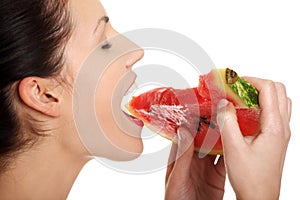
208, 122, 216, 129
196, 124, 200, 132
200, 116, 208, 120
197, 117, 216, 131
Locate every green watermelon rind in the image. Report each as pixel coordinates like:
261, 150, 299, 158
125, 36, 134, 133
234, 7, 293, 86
210, 68, 259, 108
228, 77, 259, 108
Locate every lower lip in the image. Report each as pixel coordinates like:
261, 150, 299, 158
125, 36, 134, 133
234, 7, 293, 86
123, 111, 144, 127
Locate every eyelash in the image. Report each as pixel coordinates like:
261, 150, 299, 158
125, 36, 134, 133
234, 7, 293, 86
98, 16, 112, 50
101, 39, 112, 49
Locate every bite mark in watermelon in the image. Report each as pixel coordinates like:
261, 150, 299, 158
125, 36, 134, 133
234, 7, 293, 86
127, 68, 260, 155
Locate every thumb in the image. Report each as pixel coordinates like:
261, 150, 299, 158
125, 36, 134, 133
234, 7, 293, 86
171, 127, 194, 179
217, 99, 244, 154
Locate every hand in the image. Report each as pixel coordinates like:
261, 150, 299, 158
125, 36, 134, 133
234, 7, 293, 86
165, 127, 226, 200
217, 78, 292, 200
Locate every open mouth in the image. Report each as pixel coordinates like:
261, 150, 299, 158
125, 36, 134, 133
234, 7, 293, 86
122, 111, 144, 127
120, 75, 144, 128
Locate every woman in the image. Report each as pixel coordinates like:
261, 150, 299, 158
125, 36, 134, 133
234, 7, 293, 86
0, 0, 291, 199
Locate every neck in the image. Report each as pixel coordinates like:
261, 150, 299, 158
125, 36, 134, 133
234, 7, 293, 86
0, 136, 90, 200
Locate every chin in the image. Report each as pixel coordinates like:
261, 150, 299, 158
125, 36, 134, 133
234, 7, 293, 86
124, 140, 144, 161
113, 135, 144, 161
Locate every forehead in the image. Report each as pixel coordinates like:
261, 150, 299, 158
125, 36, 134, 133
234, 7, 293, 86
64, 0, 107, 75
70, 0, 106, 27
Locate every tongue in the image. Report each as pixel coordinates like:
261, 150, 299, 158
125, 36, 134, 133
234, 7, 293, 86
123, 111, 144, 127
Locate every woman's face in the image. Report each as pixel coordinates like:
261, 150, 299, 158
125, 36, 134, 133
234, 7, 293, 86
64, 0, 144, 160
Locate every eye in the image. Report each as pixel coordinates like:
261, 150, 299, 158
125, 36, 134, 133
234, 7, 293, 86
101, 40, 112, 49
103, 16, 109, 23
97, 16, 111, 49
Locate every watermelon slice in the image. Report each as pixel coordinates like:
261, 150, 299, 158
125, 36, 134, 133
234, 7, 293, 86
127, 68, 260, 155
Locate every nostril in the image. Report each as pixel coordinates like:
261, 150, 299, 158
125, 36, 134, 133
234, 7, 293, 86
126, 65, 131, 70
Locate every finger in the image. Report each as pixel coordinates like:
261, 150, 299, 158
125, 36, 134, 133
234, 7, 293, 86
274, 82, 291, 141
244, 77, 282, 135
168, 139, 178, 165
287, 97, 292, 122
217, 99, 244, 155
274, 82, 288, 120
166, 142, 178, 184
170, 127, 194, 180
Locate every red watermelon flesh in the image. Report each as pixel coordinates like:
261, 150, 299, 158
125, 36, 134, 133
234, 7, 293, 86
127, 69, 261, 155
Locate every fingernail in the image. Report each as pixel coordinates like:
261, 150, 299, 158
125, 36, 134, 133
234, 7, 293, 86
173, 135, 178, 144
177, 128, 186, 142
217, 100, 228, 129
198, 152, 207, 158
218, 99, 228, 110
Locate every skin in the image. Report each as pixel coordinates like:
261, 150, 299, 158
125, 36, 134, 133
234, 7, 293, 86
218, 78, 291, 200
0, 0, 291, 199
165, 127, 226, 200
66, 0, 144, 160
0, 0, 143, 199
165, 77, 291, 200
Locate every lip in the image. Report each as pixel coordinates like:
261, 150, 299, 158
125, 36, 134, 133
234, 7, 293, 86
111, 71, 144, 137
121, 76, 144, 127
122, 111, 144, 127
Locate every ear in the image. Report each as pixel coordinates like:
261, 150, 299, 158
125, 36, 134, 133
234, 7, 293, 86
18, 77, 61, 117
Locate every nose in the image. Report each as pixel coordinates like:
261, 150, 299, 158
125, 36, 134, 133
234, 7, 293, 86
105, 24, 144, 69
126, 48, 144, 69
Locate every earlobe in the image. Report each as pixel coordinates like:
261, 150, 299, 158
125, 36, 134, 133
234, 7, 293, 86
18, 77, 60, 117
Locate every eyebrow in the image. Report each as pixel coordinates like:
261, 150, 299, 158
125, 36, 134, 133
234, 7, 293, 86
93, 16, 109, 34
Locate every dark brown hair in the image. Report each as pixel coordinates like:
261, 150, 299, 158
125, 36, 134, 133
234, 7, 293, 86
0, 0, 72, 173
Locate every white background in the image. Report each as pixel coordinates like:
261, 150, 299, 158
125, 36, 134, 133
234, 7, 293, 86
68, 0, 300, 199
